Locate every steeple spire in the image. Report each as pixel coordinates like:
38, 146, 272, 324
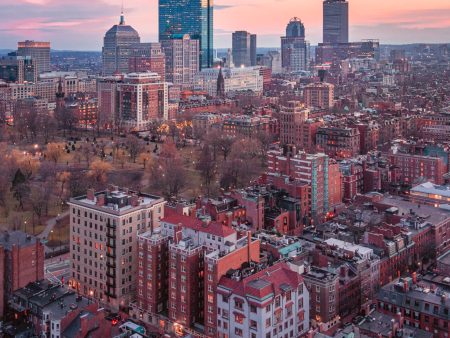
119, 0, 125, 25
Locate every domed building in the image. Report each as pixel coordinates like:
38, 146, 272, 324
102, 12, 141, 76
286, 17, 305, 38
281, 17, 309, 73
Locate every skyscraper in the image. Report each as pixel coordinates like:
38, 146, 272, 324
232, 31, 257, 67
17, 40, 50, 74
159, 0, 213, 69
323, 0, 349, 44
281, 18, 309, 73
102, 12, 140, 76
161, 34, 199, 87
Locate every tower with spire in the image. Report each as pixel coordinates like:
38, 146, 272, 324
101, 3, 140, 76
216, 67, 225, 98
55, 77, 65, 113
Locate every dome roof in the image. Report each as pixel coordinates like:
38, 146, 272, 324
286, 17, 305, 38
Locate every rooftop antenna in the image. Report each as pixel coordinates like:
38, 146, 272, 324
119, 0, 125, 25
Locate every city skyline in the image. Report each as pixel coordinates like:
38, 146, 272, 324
0, 0, 449, 51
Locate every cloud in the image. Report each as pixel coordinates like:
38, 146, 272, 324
215, 5, 234, 10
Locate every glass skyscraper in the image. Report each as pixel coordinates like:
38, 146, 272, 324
159, 0, 213, 69
323, 0, 349, 44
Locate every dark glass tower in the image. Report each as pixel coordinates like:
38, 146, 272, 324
159, 0, 213, 69
323, 0, 349, 44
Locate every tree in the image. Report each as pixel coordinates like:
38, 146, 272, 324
196, 145, 216, 195
217, 136, 234, 161
116, 150, 127, 169
46, 142, 64, 163
219, 138, 264, 190
126, 135, 143, 163
81, 144, 93, 167
11, 169, 30, 210
39, 113, 57, 143
57, 171, 71, 203
29, 181, 53, 231
138, 152, 152, 169
89, 160, 112, 188
54, 106, 77, 137
149, 142, 187, 198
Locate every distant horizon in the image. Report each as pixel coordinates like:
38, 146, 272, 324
1, 42, 450, 55
1, 0, 449, 50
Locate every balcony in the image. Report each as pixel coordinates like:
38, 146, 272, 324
107, 240, 116, 248
106, 231, 115, 239
106, 261, 116, 268
106, 279, 116, 288
106, 251, 116, 259
106, 269, 116, 278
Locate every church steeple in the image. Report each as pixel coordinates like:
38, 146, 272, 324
217, 67, 225, 98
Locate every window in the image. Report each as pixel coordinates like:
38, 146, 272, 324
235, 313, 244, 324
266, 304, 271, 312
234, 328, 243, 336
265, 317, 271, 328
250, 305, 257, 313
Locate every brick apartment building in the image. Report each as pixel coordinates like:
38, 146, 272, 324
267, 148, 343, 224
389, 153, 447, 185
0, 231, 44, 318
377, 277, 450, 337
217, 262, 310, 338
316, 126, 361, 158
303, 266, 340, 331
68, 186, 165, 311
133, 214, 260, 337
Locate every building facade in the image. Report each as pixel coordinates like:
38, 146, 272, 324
117, 72, 168, 130
232, 31, 257, 67
217, 262, 310, 338
102, 13, 141, 76
281, 18, 309, 73
304, 82, 334, 109
161, 34, 199, 87
17, 40, 51, 74
159, 0, 213, 68
68, 187, 165, 311
323, 0, 349, 44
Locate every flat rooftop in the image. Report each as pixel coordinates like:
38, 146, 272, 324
70, 187, 164, 215
380, 196, 450, 225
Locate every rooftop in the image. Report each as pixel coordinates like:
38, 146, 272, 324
0, 231, 40, 250
380, 196, 450, 225
70, 187, 164, 215
411, 181, 450, 199
161, 214, 236, 238
218, 262, 302, 301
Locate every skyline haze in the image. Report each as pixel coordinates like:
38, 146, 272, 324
0, 0, 449, 51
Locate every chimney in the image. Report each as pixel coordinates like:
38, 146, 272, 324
130, 195, 139, 207
86, 188, 95, 201
403, 279, 409, 293
226, 211, 233, 228
96, 194, 105, 207
412, 272, 417, 284
79, 313, 89, 334
340, 265, 348, 278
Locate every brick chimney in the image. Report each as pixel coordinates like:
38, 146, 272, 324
247, 231, 252, 263
87, 188, 95, 201
96, 194, 105, 207
130, 195, 139, 207
412, 272, 417, 284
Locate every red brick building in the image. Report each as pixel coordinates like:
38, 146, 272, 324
0, 231, 44, 317
389, 153, 447, 185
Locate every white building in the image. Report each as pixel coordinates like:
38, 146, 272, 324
194, 66, 263, 97
217, 262, 309, 338
68, 186, 166, 310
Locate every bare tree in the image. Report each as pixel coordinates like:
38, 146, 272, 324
46, 142, 64, 163
126, 135, 143, 163
196, 145, 216, 196
55, 106, 78, 137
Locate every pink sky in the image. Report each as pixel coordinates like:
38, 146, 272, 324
0, 0, 449, 50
